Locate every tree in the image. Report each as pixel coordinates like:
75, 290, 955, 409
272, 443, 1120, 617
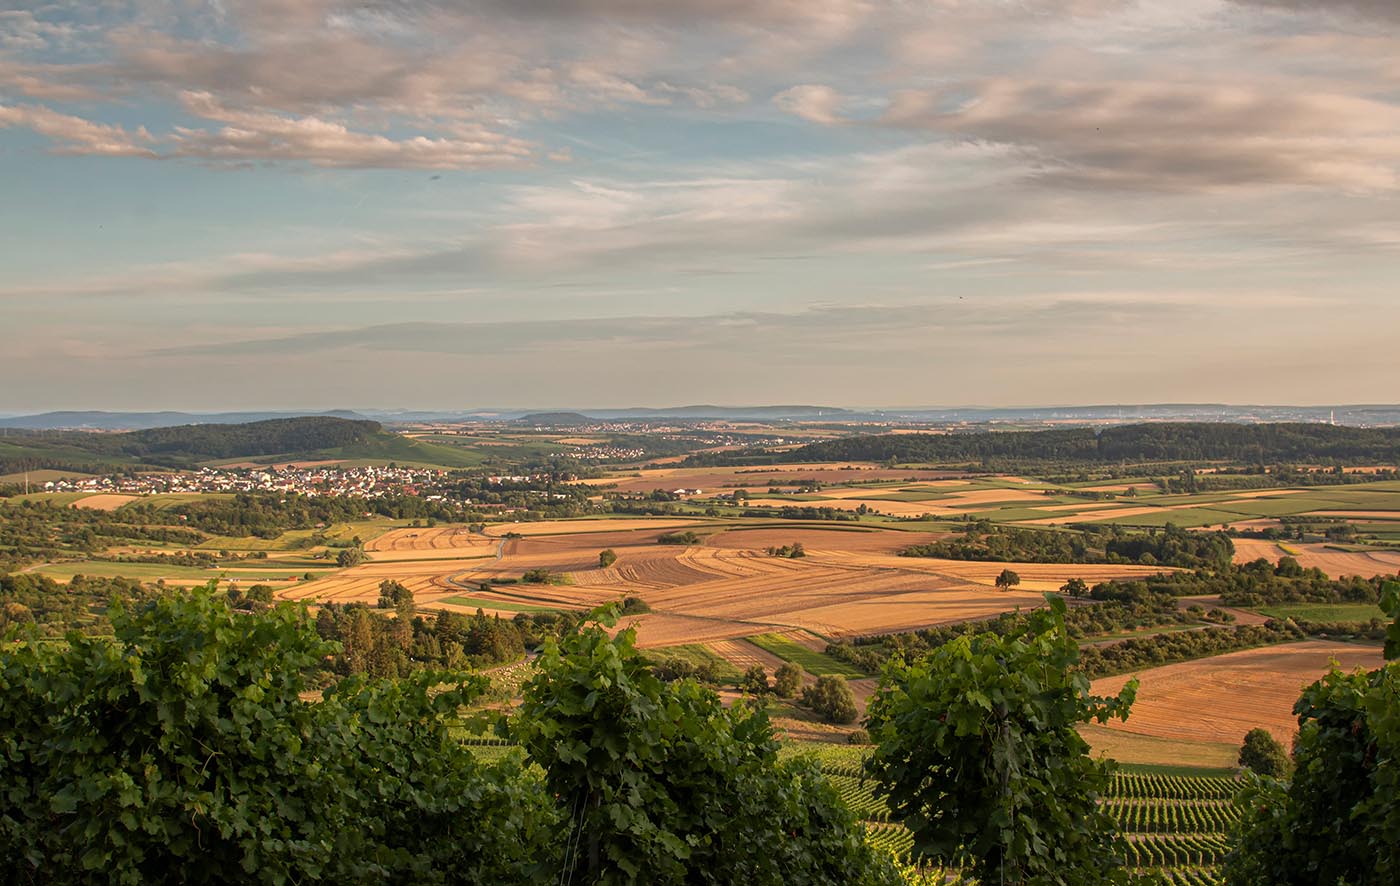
599, 549, 618, 568
801, 675, 859, 724
510, 606, 897, 885
774, 662, 804, 698
1225, 583, 1400, 885
742, 664, 770, 696
336, 545, 366, 568
865, 594, 1138, 885
1061, 577, 1089, 598
1237, 727, 1290, 777
377, 578, 413, 610
995, 568, 1021, 591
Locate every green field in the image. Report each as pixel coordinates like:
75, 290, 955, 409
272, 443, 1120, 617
1256, 603, 1388, 622
30, 560, 331, 582
439, 596, 561, 613
745, 634, 867, 677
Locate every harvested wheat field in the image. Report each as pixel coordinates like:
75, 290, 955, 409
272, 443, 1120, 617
365, 526, 499, 560
73, 494, 140, 510
707, 526, 946, 554
1092, 640, 1385, 746
1231, 538, 1400, 577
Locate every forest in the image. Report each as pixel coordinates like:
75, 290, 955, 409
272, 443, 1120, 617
0, 416, 386, 472
686, 422, 1400, 468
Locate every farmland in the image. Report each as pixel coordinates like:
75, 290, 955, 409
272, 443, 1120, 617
1091, 640, 1385, 747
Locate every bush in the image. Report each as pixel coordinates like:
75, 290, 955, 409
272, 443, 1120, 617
774, 662, 804, 698
1237, 727, 1291, 777
742, 664, 770, 695
847, 728, 871, 745
657, 530, 701, 545
801, 675, 859, 724
599, 549, 618, 568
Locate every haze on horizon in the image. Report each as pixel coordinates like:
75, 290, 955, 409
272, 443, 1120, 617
3, 0, 1398, 412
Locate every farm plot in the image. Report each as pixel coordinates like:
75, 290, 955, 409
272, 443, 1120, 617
72, 493, 140, 510
1231, 538, 1400, 576
365, 525, 498, 560
1091, 640, 1385, 746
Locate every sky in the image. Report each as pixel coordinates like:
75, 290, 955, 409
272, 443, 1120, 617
2, 0, 1399, 412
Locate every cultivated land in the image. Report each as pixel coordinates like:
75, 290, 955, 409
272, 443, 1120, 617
14, 450, 1400, 772
1091, 640, 1385, 748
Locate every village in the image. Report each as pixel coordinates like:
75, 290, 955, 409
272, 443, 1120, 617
29, 463, 450, 500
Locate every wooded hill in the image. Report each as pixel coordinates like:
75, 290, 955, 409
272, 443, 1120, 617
0, 416, 474, 472
687, 422, 1400, 467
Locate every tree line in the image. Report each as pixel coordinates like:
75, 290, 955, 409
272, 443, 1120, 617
900, 522, 1234, 568
685, 422, 1400, 468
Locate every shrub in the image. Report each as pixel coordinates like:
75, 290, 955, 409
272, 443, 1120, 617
774, 662, 804, 698
801, 675, 859, 724
1237, 727, 1291, 777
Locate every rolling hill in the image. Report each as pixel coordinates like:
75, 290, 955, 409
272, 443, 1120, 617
0, 417, 481, 473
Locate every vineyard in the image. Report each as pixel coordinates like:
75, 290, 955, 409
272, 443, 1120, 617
462, 736, 1241, 881
800, 747, 1237, 883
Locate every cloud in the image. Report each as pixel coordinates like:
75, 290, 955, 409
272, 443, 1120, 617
0, 103, 155, 157
773, 84, 846, 124
144, 295, 1200, 359
1231, 1, 1400, 23
168, 91, 534, 170
881, 79, 1400, 191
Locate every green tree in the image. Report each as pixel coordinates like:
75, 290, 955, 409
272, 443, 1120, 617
865, 594, 1138, 885
994, 568, 1021, 591
1060, 577, 1089, 598
336, 546, 366, 568
801, 674, 859, 724
1237, 727, 1290, 777
774, 662, 804, 698
509, 606, 896, 885
1225, 583, 1400, 885
599, 549, 618, 568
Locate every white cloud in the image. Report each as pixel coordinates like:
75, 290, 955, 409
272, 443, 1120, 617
773, 84, 846, 124
0, 103, 155, 156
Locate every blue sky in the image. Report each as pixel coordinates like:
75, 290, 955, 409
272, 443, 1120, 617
2, 0, 1398, 411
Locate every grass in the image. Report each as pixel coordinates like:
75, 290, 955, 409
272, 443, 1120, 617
0, 468, 95, 484
440, 595, 560, 613
746, 634, 867, 677
1078, 723, 1239, 770
1090, 507, 1247, 529
644, 643, 743, 683
1256, 603, 1387, 622
1116, 761, 1238, 779
30, 560, 330, 582
7, 492, 95, 506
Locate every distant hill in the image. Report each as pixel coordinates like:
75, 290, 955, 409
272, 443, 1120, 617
589, 405, 850, 419
0, 417, 481, 474
0, 410, 369, 431
516, 412, 594, 426
687, 422, 1400, 467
